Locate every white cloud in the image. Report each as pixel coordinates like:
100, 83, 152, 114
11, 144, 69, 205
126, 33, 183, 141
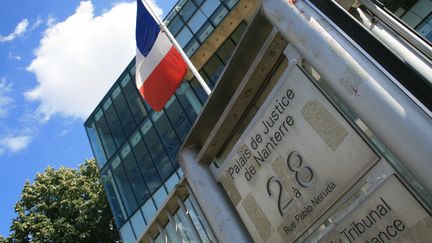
31, 17, 44, 30
0, 135, 32, 154
0, 78, 13, 118
46, 15, 56, 27
8, 52, 21, 60
26, 1, 163, 121
0, 19, 29, 43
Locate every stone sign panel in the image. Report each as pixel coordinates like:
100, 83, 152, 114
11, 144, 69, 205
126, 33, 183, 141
220, 66, 379, 242
320, 175, 432, 242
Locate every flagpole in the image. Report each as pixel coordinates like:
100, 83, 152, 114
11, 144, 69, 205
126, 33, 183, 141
142, 0, 212, 95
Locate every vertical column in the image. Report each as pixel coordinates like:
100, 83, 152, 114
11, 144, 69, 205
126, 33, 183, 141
178, 145, 252, 243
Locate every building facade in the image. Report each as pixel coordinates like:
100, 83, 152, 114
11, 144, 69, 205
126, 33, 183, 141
85, 0, 431, 242
85, 0, 260, 242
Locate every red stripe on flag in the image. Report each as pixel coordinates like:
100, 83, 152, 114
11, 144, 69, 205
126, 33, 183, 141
139, 46, 187, 111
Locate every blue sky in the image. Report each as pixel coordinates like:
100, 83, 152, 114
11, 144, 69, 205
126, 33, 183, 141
0, 0, 177, 237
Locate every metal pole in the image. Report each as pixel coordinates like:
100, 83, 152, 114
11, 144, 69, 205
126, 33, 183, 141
142, 0, 212, 95
262, 0, 432, 192
178, 145, 252, 243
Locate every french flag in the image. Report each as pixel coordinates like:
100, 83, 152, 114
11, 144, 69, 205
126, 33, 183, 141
135, 0, 187, 111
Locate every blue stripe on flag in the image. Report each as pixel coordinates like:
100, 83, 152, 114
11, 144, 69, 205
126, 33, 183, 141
136, 0, 159, 57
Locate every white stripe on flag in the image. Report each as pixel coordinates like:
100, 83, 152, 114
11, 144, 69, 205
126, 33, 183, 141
136, 31, 173, 88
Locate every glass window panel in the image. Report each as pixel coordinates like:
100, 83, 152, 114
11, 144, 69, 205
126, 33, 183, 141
217, 38, 236, 64
203, 55, 224, 85
185, 37, 200, 57
111, 155, 139, 216
165, 220, 179, 243
141, 119, 175, 180
100, 167, 127, 226
194, 0, 204, 6
95, 109, 116, 159
121, 143, 150, 205
151, 111, 181, 169
129, 62, 136, 76
201, 0, 220, 17
210, 5, 228, 26
141, 199, 157, 223
177, 168, 184, 178
130, 210, 146, 239
188, 10, 207, 33
164, 172, 180, 192
121, 74, 147, 124
174, 211, 199, 243
154, 233, 164, 243
103, 97, 126, 148
112, 85, 136, 136
416, 14, 432, 41
130, 131, 163, 194
188, 78, 208, 104
230, 22, 247, 44
180, 1, 197, 21
153, 186, 168, 208
223, 0, 238, 9
168, 15, 184, 36
176, 27, 193, 48
185, 198, 212, 242
199, 69, 213, 88
175, 82, 202, 121
85, 121, 107, 167
120, 222, 136, 243
165, 97, 192, 141
197, 21, 214, 42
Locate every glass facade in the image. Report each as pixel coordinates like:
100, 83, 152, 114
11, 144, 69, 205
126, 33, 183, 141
84, 0, 249, 242
376, 0, 432, 41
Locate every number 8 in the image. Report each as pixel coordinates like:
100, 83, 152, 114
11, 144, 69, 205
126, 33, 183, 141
287, 151, 314, 187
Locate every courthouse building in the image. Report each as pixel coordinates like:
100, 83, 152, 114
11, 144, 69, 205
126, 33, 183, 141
85, 0, 432, 242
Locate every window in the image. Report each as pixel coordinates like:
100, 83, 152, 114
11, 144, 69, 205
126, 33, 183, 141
103, 97, 126, 148
217, 38, 236, 64
95, 109, 116, 159
120, 222, 136, 243
112, 85, 136, 137
130, 131, 163, 194
141, 119, 175, 180
141, 199, 157, 223
180, 1, 197, 21
100, 167, 127, 226
176, 27, 194, 47
85, 121, 107, 167
130, 210, 146, 239
230, 22, 247, 44
202, 55, 224, 85
185, 198, 213, 242
110, 155, 139, 216
168, 15, 184, 36
188, 10, 207, 33
175, 82, 202, 120
121, 74, 147, 124
185, 37, 200, 57
165, 97, 192, 141
188, 78, 208, 104
197, 21, 214, 42
201, 0, 220, 17
223, 0, 238, 9
121, 143, 150, 205
151, 111, 182, 168
210, 5, 228, 26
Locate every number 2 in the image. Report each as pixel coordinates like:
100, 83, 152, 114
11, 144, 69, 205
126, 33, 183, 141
267, 176, 293, 216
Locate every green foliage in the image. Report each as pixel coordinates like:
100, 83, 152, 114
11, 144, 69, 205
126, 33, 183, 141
6, 159, 120, 243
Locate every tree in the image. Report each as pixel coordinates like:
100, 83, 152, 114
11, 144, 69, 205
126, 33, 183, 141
7, 159, 120, 243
